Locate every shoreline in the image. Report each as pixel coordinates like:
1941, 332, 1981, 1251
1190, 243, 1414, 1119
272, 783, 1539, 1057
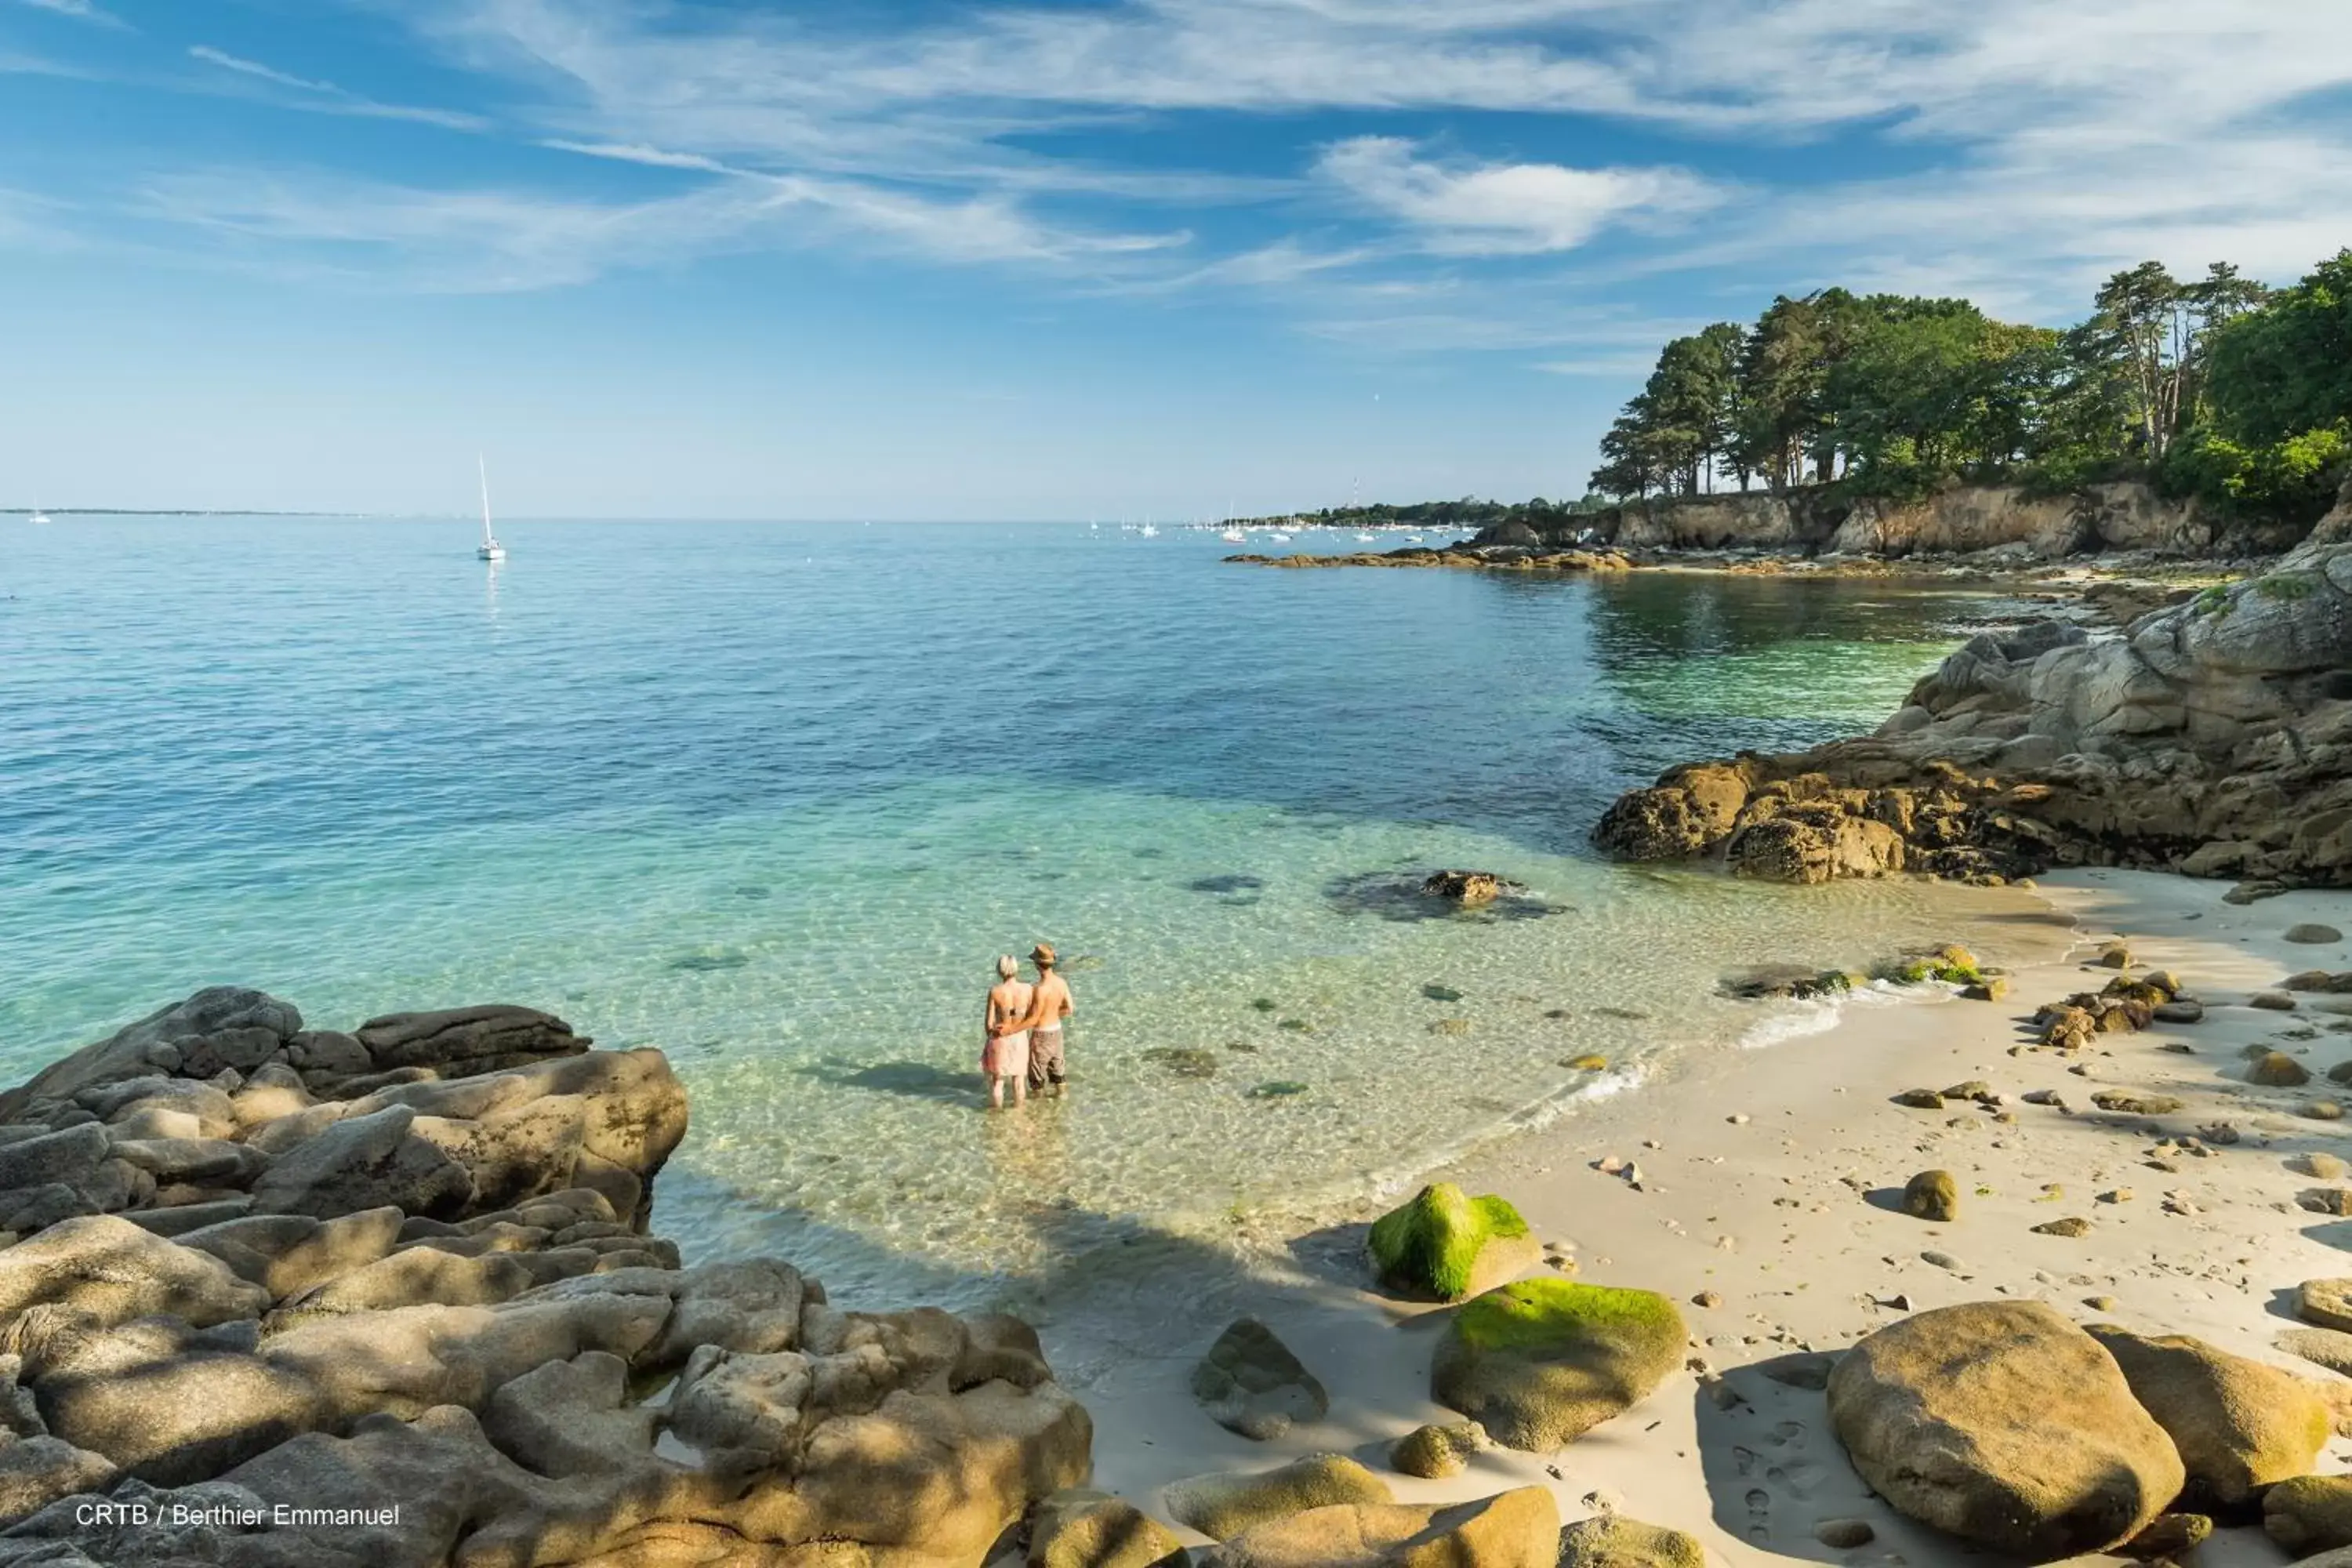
1041, 866, 2352, 1564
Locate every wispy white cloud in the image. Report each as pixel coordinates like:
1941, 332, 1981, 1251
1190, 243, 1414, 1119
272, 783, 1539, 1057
187, 42, 488, 131
21, 0, 2352, 337
136, 162, 1190, 292
1317, 137, 1722, 256
13, 0, 127, 29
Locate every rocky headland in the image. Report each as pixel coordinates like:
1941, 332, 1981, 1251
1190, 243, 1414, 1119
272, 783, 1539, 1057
1592, 521, 2352, 895
1227, 478, 2345, 601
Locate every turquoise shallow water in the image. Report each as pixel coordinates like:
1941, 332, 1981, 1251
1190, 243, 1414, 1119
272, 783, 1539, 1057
1, 517, 2063, 1308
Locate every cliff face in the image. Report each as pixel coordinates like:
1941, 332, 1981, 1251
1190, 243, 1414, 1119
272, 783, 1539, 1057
1503, 481, 2238, 560
1593, 545, 2352, 891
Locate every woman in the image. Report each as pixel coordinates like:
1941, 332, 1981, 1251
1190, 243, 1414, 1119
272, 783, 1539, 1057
982, 955, 1033, 1110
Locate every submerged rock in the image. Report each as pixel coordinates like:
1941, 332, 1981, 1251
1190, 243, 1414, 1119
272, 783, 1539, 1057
1418, 871, 1517, 906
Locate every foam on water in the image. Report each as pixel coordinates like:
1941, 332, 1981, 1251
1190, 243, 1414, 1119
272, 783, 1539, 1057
0, 515, 2072, 1312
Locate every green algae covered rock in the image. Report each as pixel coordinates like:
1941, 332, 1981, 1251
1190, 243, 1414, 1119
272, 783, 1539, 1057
1429, 1278, 1684, 1451
1880, 943, 1984, 985
1367, 1182, 1538, 1302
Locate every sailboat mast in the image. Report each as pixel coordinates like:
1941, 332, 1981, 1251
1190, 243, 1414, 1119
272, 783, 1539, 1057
477, 456, 495, 544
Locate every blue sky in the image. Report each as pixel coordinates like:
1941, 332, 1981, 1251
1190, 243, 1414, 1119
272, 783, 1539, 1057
3, 0, 2349, 519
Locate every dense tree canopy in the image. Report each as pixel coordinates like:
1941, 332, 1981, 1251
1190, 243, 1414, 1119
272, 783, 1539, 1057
1591, 249, 2352, 524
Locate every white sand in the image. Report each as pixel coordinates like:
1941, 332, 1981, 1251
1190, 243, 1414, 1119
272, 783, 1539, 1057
1041, 869, 2352, 1565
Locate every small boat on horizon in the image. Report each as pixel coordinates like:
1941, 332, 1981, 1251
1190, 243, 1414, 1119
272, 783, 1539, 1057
1138, 523, 1159, 538
27, 506, 50, 525
1221, 528, 1246, 543
475, 456, 505, 562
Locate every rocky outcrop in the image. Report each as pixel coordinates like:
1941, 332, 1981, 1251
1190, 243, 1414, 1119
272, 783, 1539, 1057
1826, 1301, 2185, 1561
1497, 481, 2224, 561
1595, 548, 2352, 888
0, 989, 1091, 1567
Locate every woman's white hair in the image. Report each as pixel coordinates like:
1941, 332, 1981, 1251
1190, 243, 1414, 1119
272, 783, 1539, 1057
996, 955, 1018, 978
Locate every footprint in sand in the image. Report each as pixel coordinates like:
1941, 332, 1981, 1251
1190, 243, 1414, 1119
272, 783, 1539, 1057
1744, 1486, 1771, 1543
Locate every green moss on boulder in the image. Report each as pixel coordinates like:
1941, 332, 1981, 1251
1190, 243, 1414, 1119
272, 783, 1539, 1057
1367, 1182, 1537, 1302
1430, 1278, 1684, 1450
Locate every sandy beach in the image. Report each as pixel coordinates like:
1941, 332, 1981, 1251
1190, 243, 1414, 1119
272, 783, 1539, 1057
1045, 868, 2352, 1565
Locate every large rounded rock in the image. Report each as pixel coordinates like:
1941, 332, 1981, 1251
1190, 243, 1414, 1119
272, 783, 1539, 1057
1191, 1318, 1327, 1441
1826, 1301, 2184, 1561
1165, 1455, 1392, 1541
2085, 1323, 2330, 1506
1367, 1182, 1538, 1302
1209, 1487, 1559, 1568
1430, 1279, 1684, 1451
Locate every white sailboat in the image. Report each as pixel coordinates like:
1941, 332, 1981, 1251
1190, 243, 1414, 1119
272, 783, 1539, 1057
27, 502, 49, 525
1220, 528, 1246, 543
474, 457, 505, 561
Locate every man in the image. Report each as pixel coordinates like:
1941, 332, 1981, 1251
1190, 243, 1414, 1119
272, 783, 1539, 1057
994, 942, 1075, 1098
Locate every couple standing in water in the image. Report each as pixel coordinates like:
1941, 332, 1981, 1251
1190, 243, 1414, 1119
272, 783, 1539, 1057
982, 943, 1073, 1110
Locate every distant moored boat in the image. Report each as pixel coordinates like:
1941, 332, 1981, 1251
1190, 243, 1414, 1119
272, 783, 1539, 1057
475, 456, 506, 562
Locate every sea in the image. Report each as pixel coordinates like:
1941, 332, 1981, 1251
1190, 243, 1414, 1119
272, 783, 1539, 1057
0, 516, 2072, 1311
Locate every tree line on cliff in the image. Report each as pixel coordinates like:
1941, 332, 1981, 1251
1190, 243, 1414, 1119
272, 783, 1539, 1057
1589, 249, 2352, 524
